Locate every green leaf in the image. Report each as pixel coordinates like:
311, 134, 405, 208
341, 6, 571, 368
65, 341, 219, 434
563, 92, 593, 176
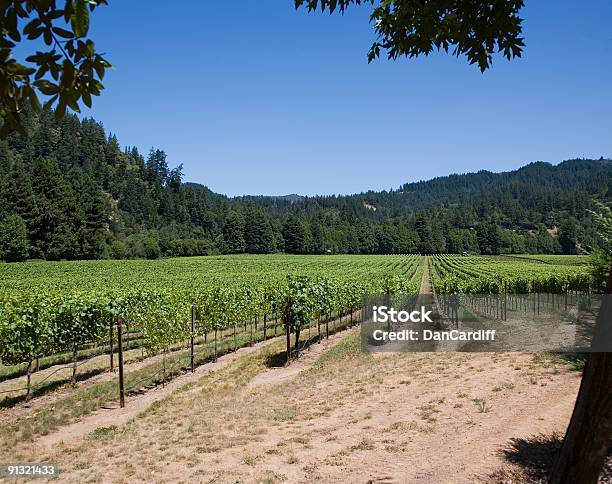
5, 62, 36, 76
52, 27, 75, 39
27, 86, 42, 111
34, 80, 60, 95
71, 0, 90, 38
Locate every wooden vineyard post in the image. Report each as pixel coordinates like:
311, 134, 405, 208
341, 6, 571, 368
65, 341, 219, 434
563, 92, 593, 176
233, 323, 237, 351
286, 322, 291, 366
25, 360, 32, 401
326, 313, 329, 340
71, 343, 78, 386
190, 303, 195, 373
385, 288, 392, 331
214, 329, 218, 361
263, 314, 267, 341
109, 314, 114, 371
317, 316, 321, 343
504, 283, 508, 321
117, 316, 125, 408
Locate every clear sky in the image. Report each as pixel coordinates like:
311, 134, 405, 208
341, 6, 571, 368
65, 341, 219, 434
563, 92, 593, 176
74, 0, 611, 196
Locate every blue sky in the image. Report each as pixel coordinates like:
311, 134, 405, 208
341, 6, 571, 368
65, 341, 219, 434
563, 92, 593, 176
72, 0, 612, 196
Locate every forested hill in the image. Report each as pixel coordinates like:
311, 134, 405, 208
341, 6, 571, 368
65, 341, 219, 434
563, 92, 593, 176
0, 109, 610, 261
246, 159, 609, 219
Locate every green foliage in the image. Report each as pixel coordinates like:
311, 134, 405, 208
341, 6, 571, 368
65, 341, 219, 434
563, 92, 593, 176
0, 0, 111, 137
430, 255, 593, 294
0, 299, 46, 365
0, 213, 28, 261
244, 205, 275, 254
0, 254, 423, 366
281, 276, 317, 332
295, 0, 525, 72
282, 215, 307, 254
588, 200, 612, 291
223, 210, 246, 253
0, 109, 609, 260
142, 236, 161, 260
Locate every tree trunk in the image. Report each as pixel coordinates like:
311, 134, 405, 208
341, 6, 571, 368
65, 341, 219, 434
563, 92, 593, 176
551, 270, 612, 484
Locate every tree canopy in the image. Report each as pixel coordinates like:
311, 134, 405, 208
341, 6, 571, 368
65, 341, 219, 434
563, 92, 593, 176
0, 0, 110, 137
294, 0, 525, 70
0, 1, 527, 136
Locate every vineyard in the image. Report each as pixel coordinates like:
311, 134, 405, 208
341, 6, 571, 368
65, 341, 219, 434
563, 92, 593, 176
0, 255, 423, 403
0, 253, 594, 407
430, 255, 593, 294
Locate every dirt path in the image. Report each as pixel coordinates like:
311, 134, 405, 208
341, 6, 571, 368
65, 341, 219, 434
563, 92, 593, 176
28, 327, 580, 483
5, 257, 583, 483
420, 255, 433, 294
0, 323, 286, 422
35, 322, 358, 449
247, 325, 359, 389
0, 338, 204, 421
35, 336, 280, 448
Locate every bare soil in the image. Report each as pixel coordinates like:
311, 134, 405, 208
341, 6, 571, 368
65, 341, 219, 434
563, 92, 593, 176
7, 328, 580, 484
3, 263, 585, 483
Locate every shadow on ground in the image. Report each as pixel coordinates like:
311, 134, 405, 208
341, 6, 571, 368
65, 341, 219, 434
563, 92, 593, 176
486, 433, 612, 483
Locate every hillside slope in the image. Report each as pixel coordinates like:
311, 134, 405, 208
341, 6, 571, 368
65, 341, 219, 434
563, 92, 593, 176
0, 109, 609, 260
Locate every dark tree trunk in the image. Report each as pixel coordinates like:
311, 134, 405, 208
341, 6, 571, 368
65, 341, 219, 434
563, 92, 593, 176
551, 271, 612, 484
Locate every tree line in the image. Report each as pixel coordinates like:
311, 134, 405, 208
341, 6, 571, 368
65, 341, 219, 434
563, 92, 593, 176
0, 109, 609, 262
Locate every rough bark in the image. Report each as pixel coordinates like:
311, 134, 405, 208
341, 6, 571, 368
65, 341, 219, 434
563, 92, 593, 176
550, 271, 612, 484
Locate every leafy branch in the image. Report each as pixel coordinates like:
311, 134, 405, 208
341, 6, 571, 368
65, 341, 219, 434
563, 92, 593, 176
295, 0, 525, 72
0, 0, 111, 137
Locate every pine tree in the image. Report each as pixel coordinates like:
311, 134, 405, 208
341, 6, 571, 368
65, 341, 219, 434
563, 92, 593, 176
0, 214, 29, 262
244, 206, 275, 254
282, 215, 307, 254
223, 210, 246, 253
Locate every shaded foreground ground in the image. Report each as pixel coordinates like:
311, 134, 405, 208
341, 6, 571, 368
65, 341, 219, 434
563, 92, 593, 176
2, 329, 587, 484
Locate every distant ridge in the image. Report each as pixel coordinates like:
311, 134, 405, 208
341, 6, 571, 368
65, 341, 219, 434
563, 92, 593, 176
0, 108, 609, 260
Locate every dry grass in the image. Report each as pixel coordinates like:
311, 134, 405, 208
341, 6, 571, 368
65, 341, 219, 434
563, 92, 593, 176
4, 331, 582, 483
